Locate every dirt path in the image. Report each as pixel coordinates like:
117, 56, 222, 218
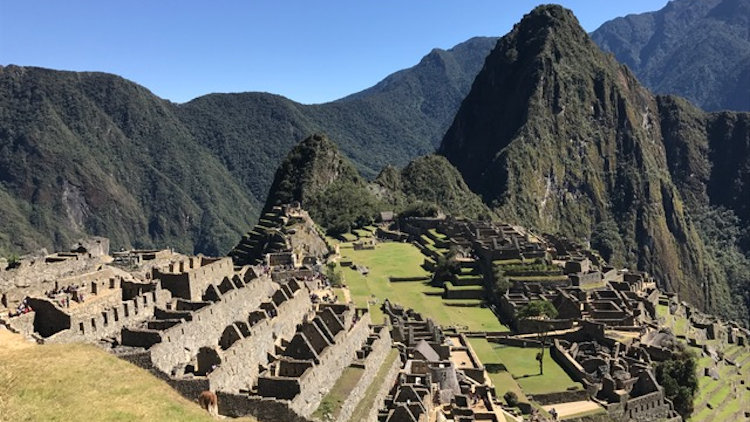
542, 400, 603, 419
341, 286, 352, 304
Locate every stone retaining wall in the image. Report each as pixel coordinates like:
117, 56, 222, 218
145, 275, 276, 373
289, 313, 372, 417
217, 393, 314, 422
334, 327, 392, 422
364, 351, 402, 422
208, 287, 312, 392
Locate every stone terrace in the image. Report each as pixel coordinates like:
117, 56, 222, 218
254, 304, 373, 417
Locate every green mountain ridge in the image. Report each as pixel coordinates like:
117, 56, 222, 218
591, 0, 750, 111
440, 5, 750, 322
0, 36, 497, 256
0, 66, 255, 256
252, 133, 490, 239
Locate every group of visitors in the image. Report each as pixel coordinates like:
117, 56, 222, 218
310, 292, 338, 304
7, 297, 32, 317
44, 284, 86, 308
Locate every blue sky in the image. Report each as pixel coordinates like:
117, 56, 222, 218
0, 1, 668, 104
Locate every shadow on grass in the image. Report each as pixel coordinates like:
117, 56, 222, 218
444, 302, 483, 308
517, 373, 542, 379
485, 363, 508, 373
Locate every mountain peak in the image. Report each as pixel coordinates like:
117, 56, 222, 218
514, 4, 589, 48
263, 133, 363, 212
438, 5, 714, 312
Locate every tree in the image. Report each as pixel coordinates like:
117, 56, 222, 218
325, 262, 344, 287
432, 248, 460, 286
516, 300, 558, 375
590, 220, 625, 266
503, 391, 519, 407
399, 201, 440, 219
655, 346, 698, 418
493, 267, 511, 294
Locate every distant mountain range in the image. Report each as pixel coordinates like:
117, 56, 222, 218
592, 0, 750, 111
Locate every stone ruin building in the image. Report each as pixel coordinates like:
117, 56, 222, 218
388, 215, 750, 421
551, 333, 683, 421
3, 207, 748, 421
0, 237, 178, 343
499, 269, 660, 334
379, 300, 509, 422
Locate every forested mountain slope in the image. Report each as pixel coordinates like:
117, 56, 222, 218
592, 0, 750, 111
0, 37, 497, 255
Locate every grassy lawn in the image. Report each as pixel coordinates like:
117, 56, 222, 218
468, 338, 581, 397
339, 241, 506, 332
445, 282, 484, 291
492, 344, 581, 394
0, 329, 255, 422
492, 259, 524, 266
579, 281, 607, 291
338, 233, 358, 242
348, 349, 399, 422
428, 228, 447, 240
312, 366, 364, 420
352, 229, 373, 238
467, 338, 527, 404
673, 316, 688, 336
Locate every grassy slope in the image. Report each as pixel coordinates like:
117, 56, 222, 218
337, 241, 505, 331
0, 329, 255, 422
656, 302, 750, 421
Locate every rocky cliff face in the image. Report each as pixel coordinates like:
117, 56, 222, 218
440, 5, 750, 318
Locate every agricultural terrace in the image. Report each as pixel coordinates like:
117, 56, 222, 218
335, 240, 507, 332
656, 302, 750, 421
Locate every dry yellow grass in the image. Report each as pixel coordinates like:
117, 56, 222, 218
0, 328, 256, 422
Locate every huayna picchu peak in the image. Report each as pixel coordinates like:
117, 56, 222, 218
440, 4, 750, 323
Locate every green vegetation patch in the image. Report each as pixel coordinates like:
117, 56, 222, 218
352, 229, 374, 238
313, 366, 365, 420
474, 341, 581, 395
338, 241, 506, 332
338, 233, 358, 242
428, 228, 447, 240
